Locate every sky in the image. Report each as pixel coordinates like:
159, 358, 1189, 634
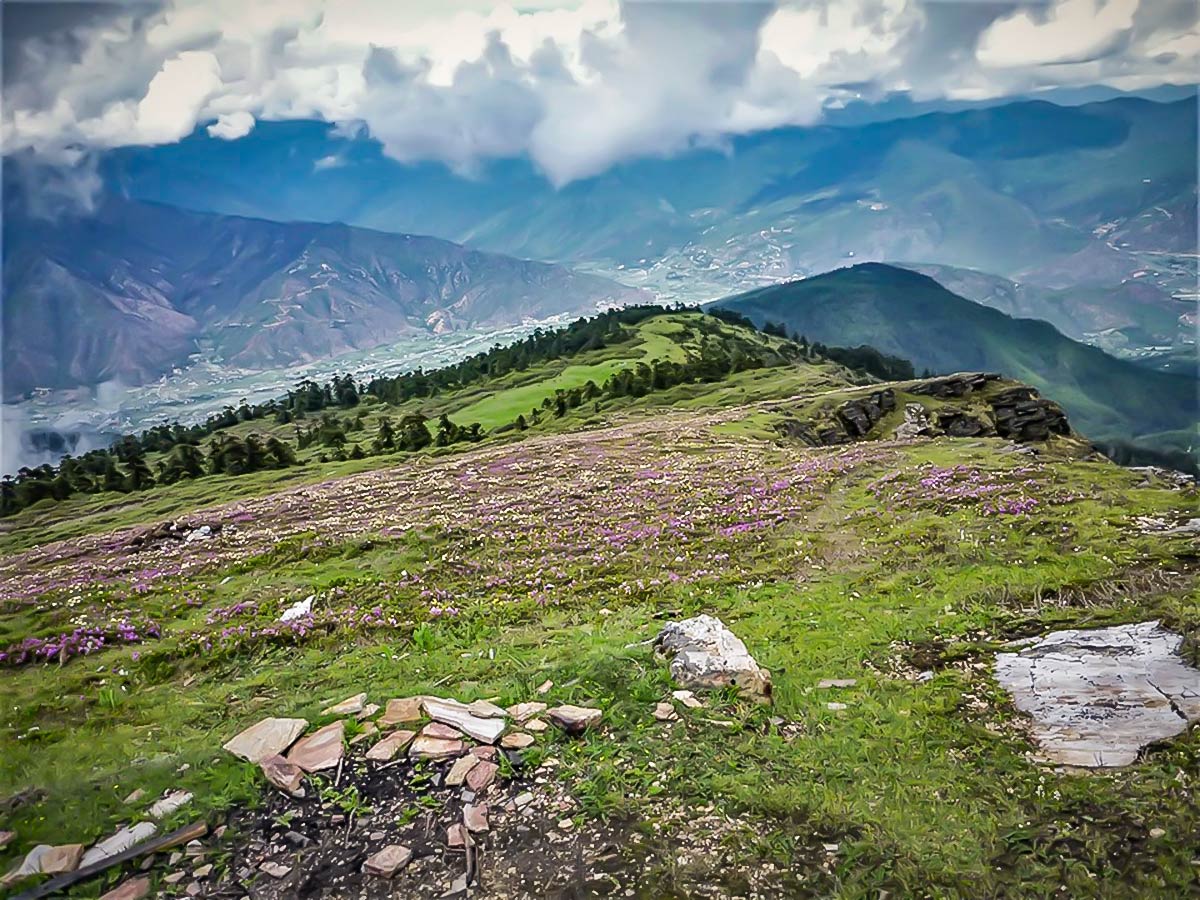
2, 0, 1198, 185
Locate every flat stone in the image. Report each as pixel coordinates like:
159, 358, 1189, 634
260, 754, 306, 795
537, 680, 554, 694
100, 877, 151, 900
424, 698, 506, 743
81, 822, 158, 867
184, 882, 202, 897
3, 846, 47, 885
223, 717, 308, 763
446, 754, 480, 786
525, 718, 549, 732
446, 824, 471, 848
379, 697, 424, 726
653, 702, 678, 721
817, 678, 858, 689
513, 791, 534, 809
193, 864, 212, 878
357, 703, 381, 720
501, 732, 535, 749
465, 760, 499, 791
322, 692, 368, 716
471, 745, 498, 760
408, 735, 466, 760
671, 690, 703, 708
366, 730, 416, 762
546, 704, 603, 734
363, 844, 412, 878
162, 871, 186, 885
655, 615, 772, 699
260, 861, 292, 879
150, 789, 193, 818
826, 702, 848, 711
506, 702, 547, 722
421, 722, 466, 740
286, 720, 345, 772
122, 789, 146, 805
463, 803, 489, 833
995, 620, 1200, 768
467, 699, 509, 718
41, 844, 85, 874
349, 722, 379, 745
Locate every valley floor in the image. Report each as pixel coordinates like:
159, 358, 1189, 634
1, 397, 1198, 898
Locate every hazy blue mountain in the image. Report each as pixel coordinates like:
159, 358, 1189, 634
98, 97, 1197, 304
900, 262, 1187, 346
712, 263, 1197, 450
2, 198, 645, 398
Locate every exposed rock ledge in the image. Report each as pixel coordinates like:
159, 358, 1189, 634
995, 621, 1200, 768
776, 373, 1071, 447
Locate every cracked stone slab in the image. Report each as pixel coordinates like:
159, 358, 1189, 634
995, 620, 1200, 768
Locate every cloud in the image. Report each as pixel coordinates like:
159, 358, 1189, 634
977, 0, 1137, 68
1, 0, 1196, 184
208, 109, 256, 139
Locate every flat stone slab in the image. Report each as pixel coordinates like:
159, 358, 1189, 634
322, 693, 368, 715
423, 697, 506, 743
286, 720, 345, 772
365, 730, 416, 762
81, 822, 158, 867
363, 844, 412, 878
546, 704, 603, 734
223, 717, 308, 763
408, 735, 465, 760
506, 701, 547, 722
100, 877, 151, 900
260, 755, 306, 795
379, 697, 424, 726
995, 620, 1200, 768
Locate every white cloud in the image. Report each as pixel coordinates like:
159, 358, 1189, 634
2, 0, 1196, 183
977, 0, 1138, 68
208, 110, 256, 139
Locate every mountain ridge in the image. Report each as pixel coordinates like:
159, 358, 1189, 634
712, 263, 1198, 453
2, 198, 647, 398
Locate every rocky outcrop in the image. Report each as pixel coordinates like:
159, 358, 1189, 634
835, 389, 896, 438
893, 403, 934, 440
779, 373, 1072, 448
990, 387, 1070, 441
908, 372, 1001, 398
935, 408, 990, 437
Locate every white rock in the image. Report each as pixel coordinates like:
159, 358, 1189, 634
995, 620, 1200, 768
423, 698, 506, 744
81, 823, 158, 867
654, 614, 772, 699
280, 596, 314, 622
149, 790, 193, 819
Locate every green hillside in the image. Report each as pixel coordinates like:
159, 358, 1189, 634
714, 263, 1198, 453
1, 311, 1198, 899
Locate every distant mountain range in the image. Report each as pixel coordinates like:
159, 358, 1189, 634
2, 199, 645, 398
101, 96, 1197, 307
898, 262, 1191, 349
714, 263, 1197, 451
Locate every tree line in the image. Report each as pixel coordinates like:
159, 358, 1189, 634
1, 305, 919, 517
